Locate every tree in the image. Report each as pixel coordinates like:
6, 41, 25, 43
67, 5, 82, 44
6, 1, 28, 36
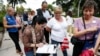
7, 0, 26, 8
48, 4, 54, 11
27, 8, 32, 12
54, 0, 100, 17
16, 5, 25, 14
53, 0, 74, 12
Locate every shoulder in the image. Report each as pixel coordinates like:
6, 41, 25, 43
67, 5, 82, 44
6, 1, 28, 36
62, 16, 66, 20
36, 8, 42, 11
48, 17, 55, 22
74, 17, 82, 22
93, 16, 100, 20
93, 16, 100, 23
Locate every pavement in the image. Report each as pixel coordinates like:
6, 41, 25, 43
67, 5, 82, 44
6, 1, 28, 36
0, 31, 73, 56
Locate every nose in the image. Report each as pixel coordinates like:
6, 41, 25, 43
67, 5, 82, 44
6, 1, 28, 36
86, 11, 90, 15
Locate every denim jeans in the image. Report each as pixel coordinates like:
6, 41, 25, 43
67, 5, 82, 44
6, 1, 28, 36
25, 51, 42, 56
51, 39, 68, 56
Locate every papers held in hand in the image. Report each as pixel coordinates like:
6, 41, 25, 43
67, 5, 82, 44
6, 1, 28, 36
36, 44, 57, 54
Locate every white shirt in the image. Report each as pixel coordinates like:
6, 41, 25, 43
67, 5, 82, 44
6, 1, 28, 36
43, 10, 52, 21
47, 16, 69, 42
66, 15, 73, 25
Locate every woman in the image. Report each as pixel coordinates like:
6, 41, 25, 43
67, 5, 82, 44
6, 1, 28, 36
3, 7, 22, 56
66, 11, 74, 36
46, 7, 70, 56
72, 0, 100, 56
14, 12, 22, 39
22, 16, 47, 56
27, 10, 35, 25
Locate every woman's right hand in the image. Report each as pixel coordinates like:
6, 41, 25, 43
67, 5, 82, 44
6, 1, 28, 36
14, 25, 21, 28
36, 43, 44, 47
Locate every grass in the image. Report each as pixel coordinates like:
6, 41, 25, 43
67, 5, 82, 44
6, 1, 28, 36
0, 27, 3, 32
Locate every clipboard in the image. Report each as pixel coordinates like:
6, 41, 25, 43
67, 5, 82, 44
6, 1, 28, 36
36, 44, 57, 54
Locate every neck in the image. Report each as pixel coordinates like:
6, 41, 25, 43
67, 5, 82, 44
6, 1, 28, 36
42, 8, 46, 12
34, 26, 40, 32
83, 16, 93, 21
55, 17, 63, 22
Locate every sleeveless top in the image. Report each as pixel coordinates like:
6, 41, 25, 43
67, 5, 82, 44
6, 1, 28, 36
5, 14, 18, 32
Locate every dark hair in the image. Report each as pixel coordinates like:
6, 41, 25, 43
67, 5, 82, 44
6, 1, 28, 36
42, 1, 47, 6
31, 16, 47, 26
82, 0, 98, 12
14, 12, 18, 17
66, 11, 72, 17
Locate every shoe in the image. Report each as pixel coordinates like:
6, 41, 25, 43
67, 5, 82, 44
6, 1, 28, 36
16, 50, 23, 56
19, 52, 23, 56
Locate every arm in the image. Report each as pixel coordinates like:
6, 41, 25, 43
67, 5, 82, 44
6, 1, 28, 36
23, 28, 42, 47
22, 28, 35, 47
42, 35, 46, 44
46, 18, 53, 32
46, 26, 51, 32
73, 18, 98, 37
73, 19, 88, 37
3, 17, 15, 28
73, 27, 88, 37
94, 33, 100, 53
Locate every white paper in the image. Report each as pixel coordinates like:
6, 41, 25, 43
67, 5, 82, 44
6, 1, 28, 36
36, 44, 56, 54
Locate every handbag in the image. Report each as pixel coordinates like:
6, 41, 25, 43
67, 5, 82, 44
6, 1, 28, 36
71, 36, 84, 45
61, 37, 69, 51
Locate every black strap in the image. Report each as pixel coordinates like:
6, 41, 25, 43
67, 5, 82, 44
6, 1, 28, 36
82, 17, 87, 41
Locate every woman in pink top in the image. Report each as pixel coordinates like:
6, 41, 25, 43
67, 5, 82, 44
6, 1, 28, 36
14, 13, 22, 39
72, 0, 100, 56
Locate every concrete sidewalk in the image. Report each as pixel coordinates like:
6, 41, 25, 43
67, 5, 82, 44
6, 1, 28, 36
0, 31, 25, 56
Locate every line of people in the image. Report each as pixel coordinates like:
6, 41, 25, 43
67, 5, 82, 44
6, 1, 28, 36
3, 0, 100, 56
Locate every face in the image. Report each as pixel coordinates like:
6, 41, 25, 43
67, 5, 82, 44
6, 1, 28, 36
54, 11, 62, 19
36, 23, 46, 30
8, 8, 15, 16
83, 7, 94, 19
42, 3, 48, 10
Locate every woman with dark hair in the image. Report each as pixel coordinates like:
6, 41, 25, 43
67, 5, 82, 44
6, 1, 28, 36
22, 16, 47, 56
72, 0, 100, 56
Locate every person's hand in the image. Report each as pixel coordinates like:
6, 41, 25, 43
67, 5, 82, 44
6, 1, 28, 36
48, 18, 51, 20
86, 26, 98, 32
14, 25, 21, 28
89, 48, 97, 55
37, 43, 44, 47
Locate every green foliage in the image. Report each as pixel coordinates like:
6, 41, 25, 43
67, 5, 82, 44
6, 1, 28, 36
0, 5, 6, 23
54, 0, 100, 17
54, 0, 74, 12
48, 4, 54, 11
27, 8, 32, 12
16, 5, 25, 14
7, 0, 26, 8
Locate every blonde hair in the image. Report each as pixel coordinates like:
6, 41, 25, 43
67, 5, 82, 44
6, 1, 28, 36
54, 7, 63, 13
